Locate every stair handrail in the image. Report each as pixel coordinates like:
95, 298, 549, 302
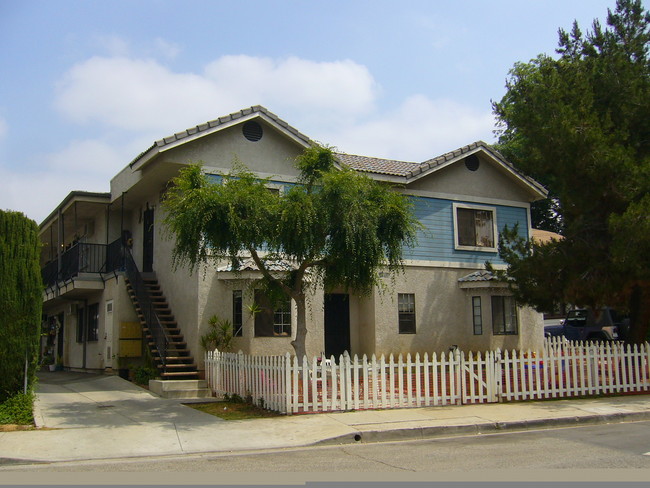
123, 247, 169, 372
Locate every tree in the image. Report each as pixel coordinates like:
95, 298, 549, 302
0, 210, 42, 402
162, 146, 419, 357
492, 0, 650, 342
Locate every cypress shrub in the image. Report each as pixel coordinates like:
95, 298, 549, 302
0, 210, 42, 402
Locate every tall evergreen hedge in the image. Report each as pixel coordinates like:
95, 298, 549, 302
0, 210, 42, 402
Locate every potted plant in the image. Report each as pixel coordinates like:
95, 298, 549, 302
43, 354, 55, 371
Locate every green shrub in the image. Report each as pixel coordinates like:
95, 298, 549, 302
0, 211, 42, 402
200, 316, 234, 352
0, 392, 34, 425
132, 366, 158, 386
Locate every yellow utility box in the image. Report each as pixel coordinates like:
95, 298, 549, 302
119, 322, 142, 358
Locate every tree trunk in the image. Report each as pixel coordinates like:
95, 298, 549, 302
291, 294, 308, 359
628, 283, 650, 344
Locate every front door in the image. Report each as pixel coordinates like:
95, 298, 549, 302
324, 293, 350, 359
143, 207, 154, 272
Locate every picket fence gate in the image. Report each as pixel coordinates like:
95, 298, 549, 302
204, 338, 650, 415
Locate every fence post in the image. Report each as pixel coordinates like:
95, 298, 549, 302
284, 353, 292, 415
494, 348, 502, 403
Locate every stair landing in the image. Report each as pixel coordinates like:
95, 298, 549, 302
149, 379, 213, 400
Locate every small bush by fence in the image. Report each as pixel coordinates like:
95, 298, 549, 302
204, 338, 650, 415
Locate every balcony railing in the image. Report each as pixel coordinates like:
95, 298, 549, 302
41, 238, 124, 289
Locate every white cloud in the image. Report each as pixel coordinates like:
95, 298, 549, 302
54, 54, 379, 135
0, 138, 132, 223
321, 95, 496, 161
34, 53, 497, 224
152, 38, 181, 59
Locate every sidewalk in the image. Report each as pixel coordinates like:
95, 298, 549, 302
1, 371, 650, 464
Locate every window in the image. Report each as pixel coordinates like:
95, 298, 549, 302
453, 204, 497, 251
233, 291, 243, 337
472, 296, 483, 335
254, 290, 292, 337
398, 293, 416, 334
492, 296, 518, 335
87, 303, 99, 342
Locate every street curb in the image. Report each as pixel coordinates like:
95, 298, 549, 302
313, 410, 650, 446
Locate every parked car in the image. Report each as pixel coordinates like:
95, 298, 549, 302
544, 307, 629, 341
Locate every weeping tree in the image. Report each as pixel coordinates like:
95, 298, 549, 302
0, 210, 42, 402
163, 145, 419, 357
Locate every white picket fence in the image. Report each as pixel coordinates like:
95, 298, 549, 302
204, 338, 650, 415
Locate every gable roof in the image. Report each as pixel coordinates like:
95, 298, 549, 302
336, 141, 548, 199
129, 105, 315, 171
127, 105, 547, 199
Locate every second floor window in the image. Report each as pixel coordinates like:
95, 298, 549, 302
454, 204, 497, 251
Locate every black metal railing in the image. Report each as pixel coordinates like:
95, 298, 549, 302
123, 248, 169, 371
41, 239, 124, 289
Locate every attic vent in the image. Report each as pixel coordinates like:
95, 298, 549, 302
464, 154, 480, 171
242, 121, 263, 142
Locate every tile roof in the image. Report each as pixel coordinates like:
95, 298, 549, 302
127, 105, 547, 198
334, 153, 419, 177
216, 258, 295, 273
458, 270, 497, 283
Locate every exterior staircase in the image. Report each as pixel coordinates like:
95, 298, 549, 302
126, 274, 212, 400
122, 249, 212, 399
125, 277, 200, 380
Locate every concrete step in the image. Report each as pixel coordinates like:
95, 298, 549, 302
148, 379, 212, 399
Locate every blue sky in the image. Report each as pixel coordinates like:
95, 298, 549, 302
1, 0, 616, 223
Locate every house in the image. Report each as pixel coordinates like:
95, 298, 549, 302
38, 105, 547, 379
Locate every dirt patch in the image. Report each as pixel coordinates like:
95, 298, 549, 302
0, 424, 35, 432
187, 401, 282, 420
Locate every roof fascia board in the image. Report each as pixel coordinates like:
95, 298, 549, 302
39, 192, 110, 230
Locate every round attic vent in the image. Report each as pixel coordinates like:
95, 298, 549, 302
242, 120, 263, 142
464, 154, 480, 171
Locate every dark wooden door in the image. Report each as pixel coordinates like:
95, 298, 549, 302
143, 207, 154, 272
324, 293, 350, 359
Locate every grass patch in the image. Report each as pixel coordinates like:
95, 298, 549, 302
187, 401, 282, 420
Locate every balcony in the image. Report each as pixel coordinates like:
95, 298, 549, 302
42, 239, 124, 297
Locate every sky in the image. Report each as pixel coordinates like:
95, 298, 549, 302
0, 0, 618, 224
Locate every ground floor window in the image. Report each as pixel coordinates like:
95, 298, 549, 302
472, 296, 483, 335
398, 293, 416, 334
233, 290, 243, 337
76, 303, 99, 342
254, 290, 292, 337
491, 296, 518, 335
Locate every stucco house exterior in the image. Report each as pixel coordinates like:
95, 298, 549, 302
39, 105, 547, 379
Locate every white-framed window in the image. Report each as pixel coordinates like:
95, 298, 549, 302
472, 296, 483, 335
232, 290, 243, 337
254, 290, 292, 337
453, 203, 498, 252
491, 296, 518, 335
398, 293, 416, 334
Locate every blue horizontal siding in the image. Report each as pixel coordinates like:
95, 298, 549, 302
206, 172, 528, 267
404, 196, 529, 266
